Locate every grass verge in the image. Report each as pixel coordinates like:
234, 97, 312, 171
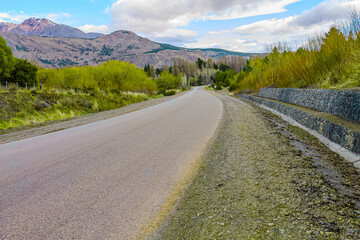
0, 89, 167, 131
153, 93, 360, 239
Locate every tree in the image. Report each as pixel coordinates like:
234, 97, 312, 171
10, 58, 38, 86
155, 68, 162, 76
207, 58, 214, 69
172, 58, 180, 76
156, 71, 181, 89
197, 74, 204, 86
0, 37, 14, 81
219, 63, 230, 72
215, 69, 236, 87
196, 57, 205, 70
243, 61, 253, 72
149, 65, 155, 78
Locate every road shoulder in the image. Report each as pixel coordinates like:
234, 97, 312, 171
153, 92, 360, 239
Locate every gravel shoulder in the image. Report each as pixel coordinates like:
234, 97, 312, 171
0, 92, 185, 144
153, 92, 360, 239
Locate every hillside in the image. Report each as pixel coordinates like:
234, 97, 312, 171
1, 30, 255, 68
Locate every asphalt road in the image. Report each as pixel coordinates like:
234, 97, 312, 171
0, 87, 223, 239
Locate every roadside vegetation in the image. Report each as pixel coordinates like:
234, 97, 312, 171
0, 87, 155, 130
150, 11, 360, 93
146, 16, 360, 94
235, 26, 360, 92
0, 37, 185, 130
212, 12, 360, 93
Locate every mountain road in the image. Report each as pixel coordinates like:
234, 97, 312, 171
0, 87, 223, 239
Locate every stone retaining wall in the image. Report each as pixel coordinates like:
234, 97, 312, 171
239, 94, 360, 155
258, 88, 360, 124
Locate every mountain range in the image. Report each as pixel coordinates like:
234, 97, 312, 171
0, 18, 256, 68
0, 18, 103, 39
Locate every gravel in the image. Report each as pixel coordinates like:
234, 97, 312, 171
153, 92, 360, 239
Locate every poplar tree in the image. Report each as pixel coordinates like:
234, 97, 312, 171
0, 37, 14, 81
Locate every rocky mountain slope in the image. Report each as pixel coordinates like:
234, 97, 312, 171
0, 18, 102, 39
0, 18, 255, 68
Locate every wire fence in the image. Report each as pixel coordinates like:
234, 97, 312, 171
0, 81, 87, 94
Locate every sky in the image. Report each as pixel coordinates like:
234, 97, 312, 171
0, 0, 359, 53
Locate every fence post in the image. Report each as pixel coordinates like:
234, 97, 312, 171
16, 82, 18, 92
5, 81, 7, 89
25, 83, 28, 90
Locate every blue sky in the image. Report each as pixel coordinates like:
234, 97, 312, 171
0, 0, 358, 52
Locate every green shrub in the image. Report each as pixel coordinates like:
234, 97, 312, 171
164, 90, 176, 96
236, 27, 360, 92
37, 60, 158, 95
157, 89, 176, 96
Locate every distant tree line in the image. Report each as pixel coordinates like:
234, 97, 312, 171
143, 55, 248, 88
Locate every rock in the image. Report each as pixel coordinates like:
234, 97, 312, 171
34, 99, 51, 111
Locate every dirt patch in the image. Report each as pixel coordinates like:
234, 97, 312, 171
153, 93, 360, 239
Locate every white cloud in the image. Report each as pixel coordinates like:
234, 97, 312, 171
78, 24, 111, 34
186, 0, 360, 52
46, 13, 71, 22
234, 17, 297, 35
185, 32, 263, 52
107, 0, 302, 45
109, 0, 299, 34
295, 0, 353, 27
208, 30, 231, 35
234, 0, 358, 36
146, 28, 199, 44
104, 6, 110, 14
206, 0, 300, 20
0, 11, 73, 24
0, 12, 28, 22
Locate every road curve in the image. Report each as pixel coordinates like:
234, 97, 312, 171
0, 87, 223, 239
